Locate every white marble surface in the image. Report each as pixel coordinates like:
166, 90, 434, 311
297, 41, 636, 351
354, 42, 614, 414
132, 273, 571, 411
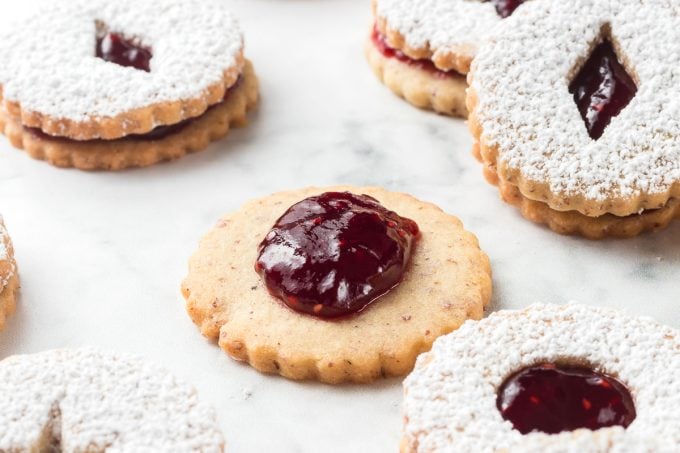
1, 1, 679, 451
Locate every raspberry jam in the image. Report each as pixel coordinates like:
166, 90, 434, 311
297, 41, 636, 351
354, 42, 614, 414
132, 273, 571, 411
96, 32, 152, 72
371, 27, 459, 79
497, 363, 636, 434
569, 40, 637, 140
255, 192, 420, 319
489, 0, 525, 18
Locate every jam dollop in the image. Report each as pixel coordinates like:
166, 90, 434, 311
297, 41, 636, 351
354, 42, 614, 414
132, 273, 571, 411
569, 40, 637, 140
255, 192, 420, 319
497, 363, 636, 434
371, 27, 459, 79
97, 32, 152, 72
489, 0, 525, 18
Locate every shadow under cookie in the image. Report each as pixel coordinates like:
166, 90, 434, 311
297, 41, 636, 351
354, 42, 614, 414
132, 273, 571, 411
0, 61, 259, 171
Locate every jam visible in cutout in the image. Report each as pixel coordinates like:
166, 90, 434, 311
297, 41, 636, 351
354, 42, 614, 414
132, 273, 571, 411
255, 192, 420, 319
489, 0, 526, 18
371, 26, 460, 79
569, 40, 637, 140
497, 363, 636, 434
97, 32, 152, 72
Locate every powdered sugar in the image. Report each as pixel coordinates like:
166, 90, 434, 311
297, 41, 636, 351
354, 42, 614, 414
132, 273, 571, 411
0, 348, 224, 451
0, 0, 243, 122
375, 0, 506, 65
402, 303, 680, 451
470, 0, 680, 203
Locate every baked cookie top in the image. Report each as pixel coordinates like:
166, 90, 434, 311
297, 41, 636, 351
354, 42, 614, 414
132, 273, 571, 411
402, 303, 680, 452
182, 186, 492, 384
0, 0, 244, 140
0, 348, 224, 451
373, 0, 529, 74
468, 0, 680, 216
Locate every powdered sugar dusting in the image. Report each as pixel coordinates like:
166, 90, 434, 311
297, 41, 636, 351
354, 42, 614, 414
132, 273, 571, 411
402, 303, 680, 451
470, 0, 680, 202
375, 0, 504, 62
0, 349, 224, 451
0, 0, 243, 121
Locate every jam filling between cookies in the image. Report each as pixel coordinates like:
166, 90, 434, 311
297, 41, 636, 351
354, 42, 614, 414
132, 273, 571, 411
96, 31, 152, 72
488, 0, 526, 18
371, 26, 462, 79
25, 77, 242, 143
569, 39, 637, 140
255, 192, 420, 319
497, 363, 636, 434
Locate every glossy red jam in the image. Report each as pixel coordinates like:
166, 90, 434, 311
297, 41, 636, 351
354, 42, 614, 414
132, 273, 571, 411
97, 32, 152, 72
569, 40, 637, 140
371, 27, 460, 79
489, 0, 526, 18
255, 192, 420, 319
497, 363, 636, 434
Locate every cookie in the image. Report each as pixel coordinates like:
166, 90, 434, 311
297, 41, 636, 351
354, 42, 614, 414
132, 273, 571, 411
0, 216, 18, 331
467, 0, 680, 238
0, 62, 258, 171
182, 187, 492, 384
0, 0, 258, 170
402, 303, 680, 452
473, 142, 680, 239
368, 0, 529, 116
0, 348, 224, 451
365, 25, 468, 117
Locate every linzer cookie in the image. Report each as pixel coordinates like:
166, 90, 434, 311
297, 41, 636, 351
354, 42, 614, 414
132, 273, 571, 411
0, 217, 18, 330
468, 0, 680, 238
0, 348, 225, 451
0, 0, 258, 170
182, 187, 491, 384
402, 303, 680, 452
367, 0, 529, 117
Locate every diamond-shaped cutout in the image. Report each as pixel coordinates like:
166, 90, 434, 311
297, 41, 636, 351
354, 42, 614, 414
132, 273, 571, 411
96, 22, 152, 72
488, 0, 526, 18
569, 39, 637, 140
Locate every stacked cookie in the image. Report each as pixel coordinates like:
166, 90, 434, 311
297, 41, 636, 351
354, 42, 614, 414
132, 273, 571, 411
366, 0, 680, 238
367, 0, 528, 117
0, 0, 258, 170
467, 0, 680, 239
402, 303, 680, 451
0, 217, 17, 331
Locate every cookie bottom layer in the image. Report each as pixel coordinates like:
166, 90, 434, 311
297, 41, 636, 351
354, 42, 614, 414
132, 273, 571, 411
365, 37, 468, 118
0, 61, 259, 171
0, 274, 18, 331
182, 186, 491, 384
473, 143, 680, 239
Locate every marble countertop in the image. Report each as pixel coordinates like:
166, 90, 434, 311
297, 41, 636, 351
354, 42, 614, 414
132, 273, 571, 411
1, 1, 679, 451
